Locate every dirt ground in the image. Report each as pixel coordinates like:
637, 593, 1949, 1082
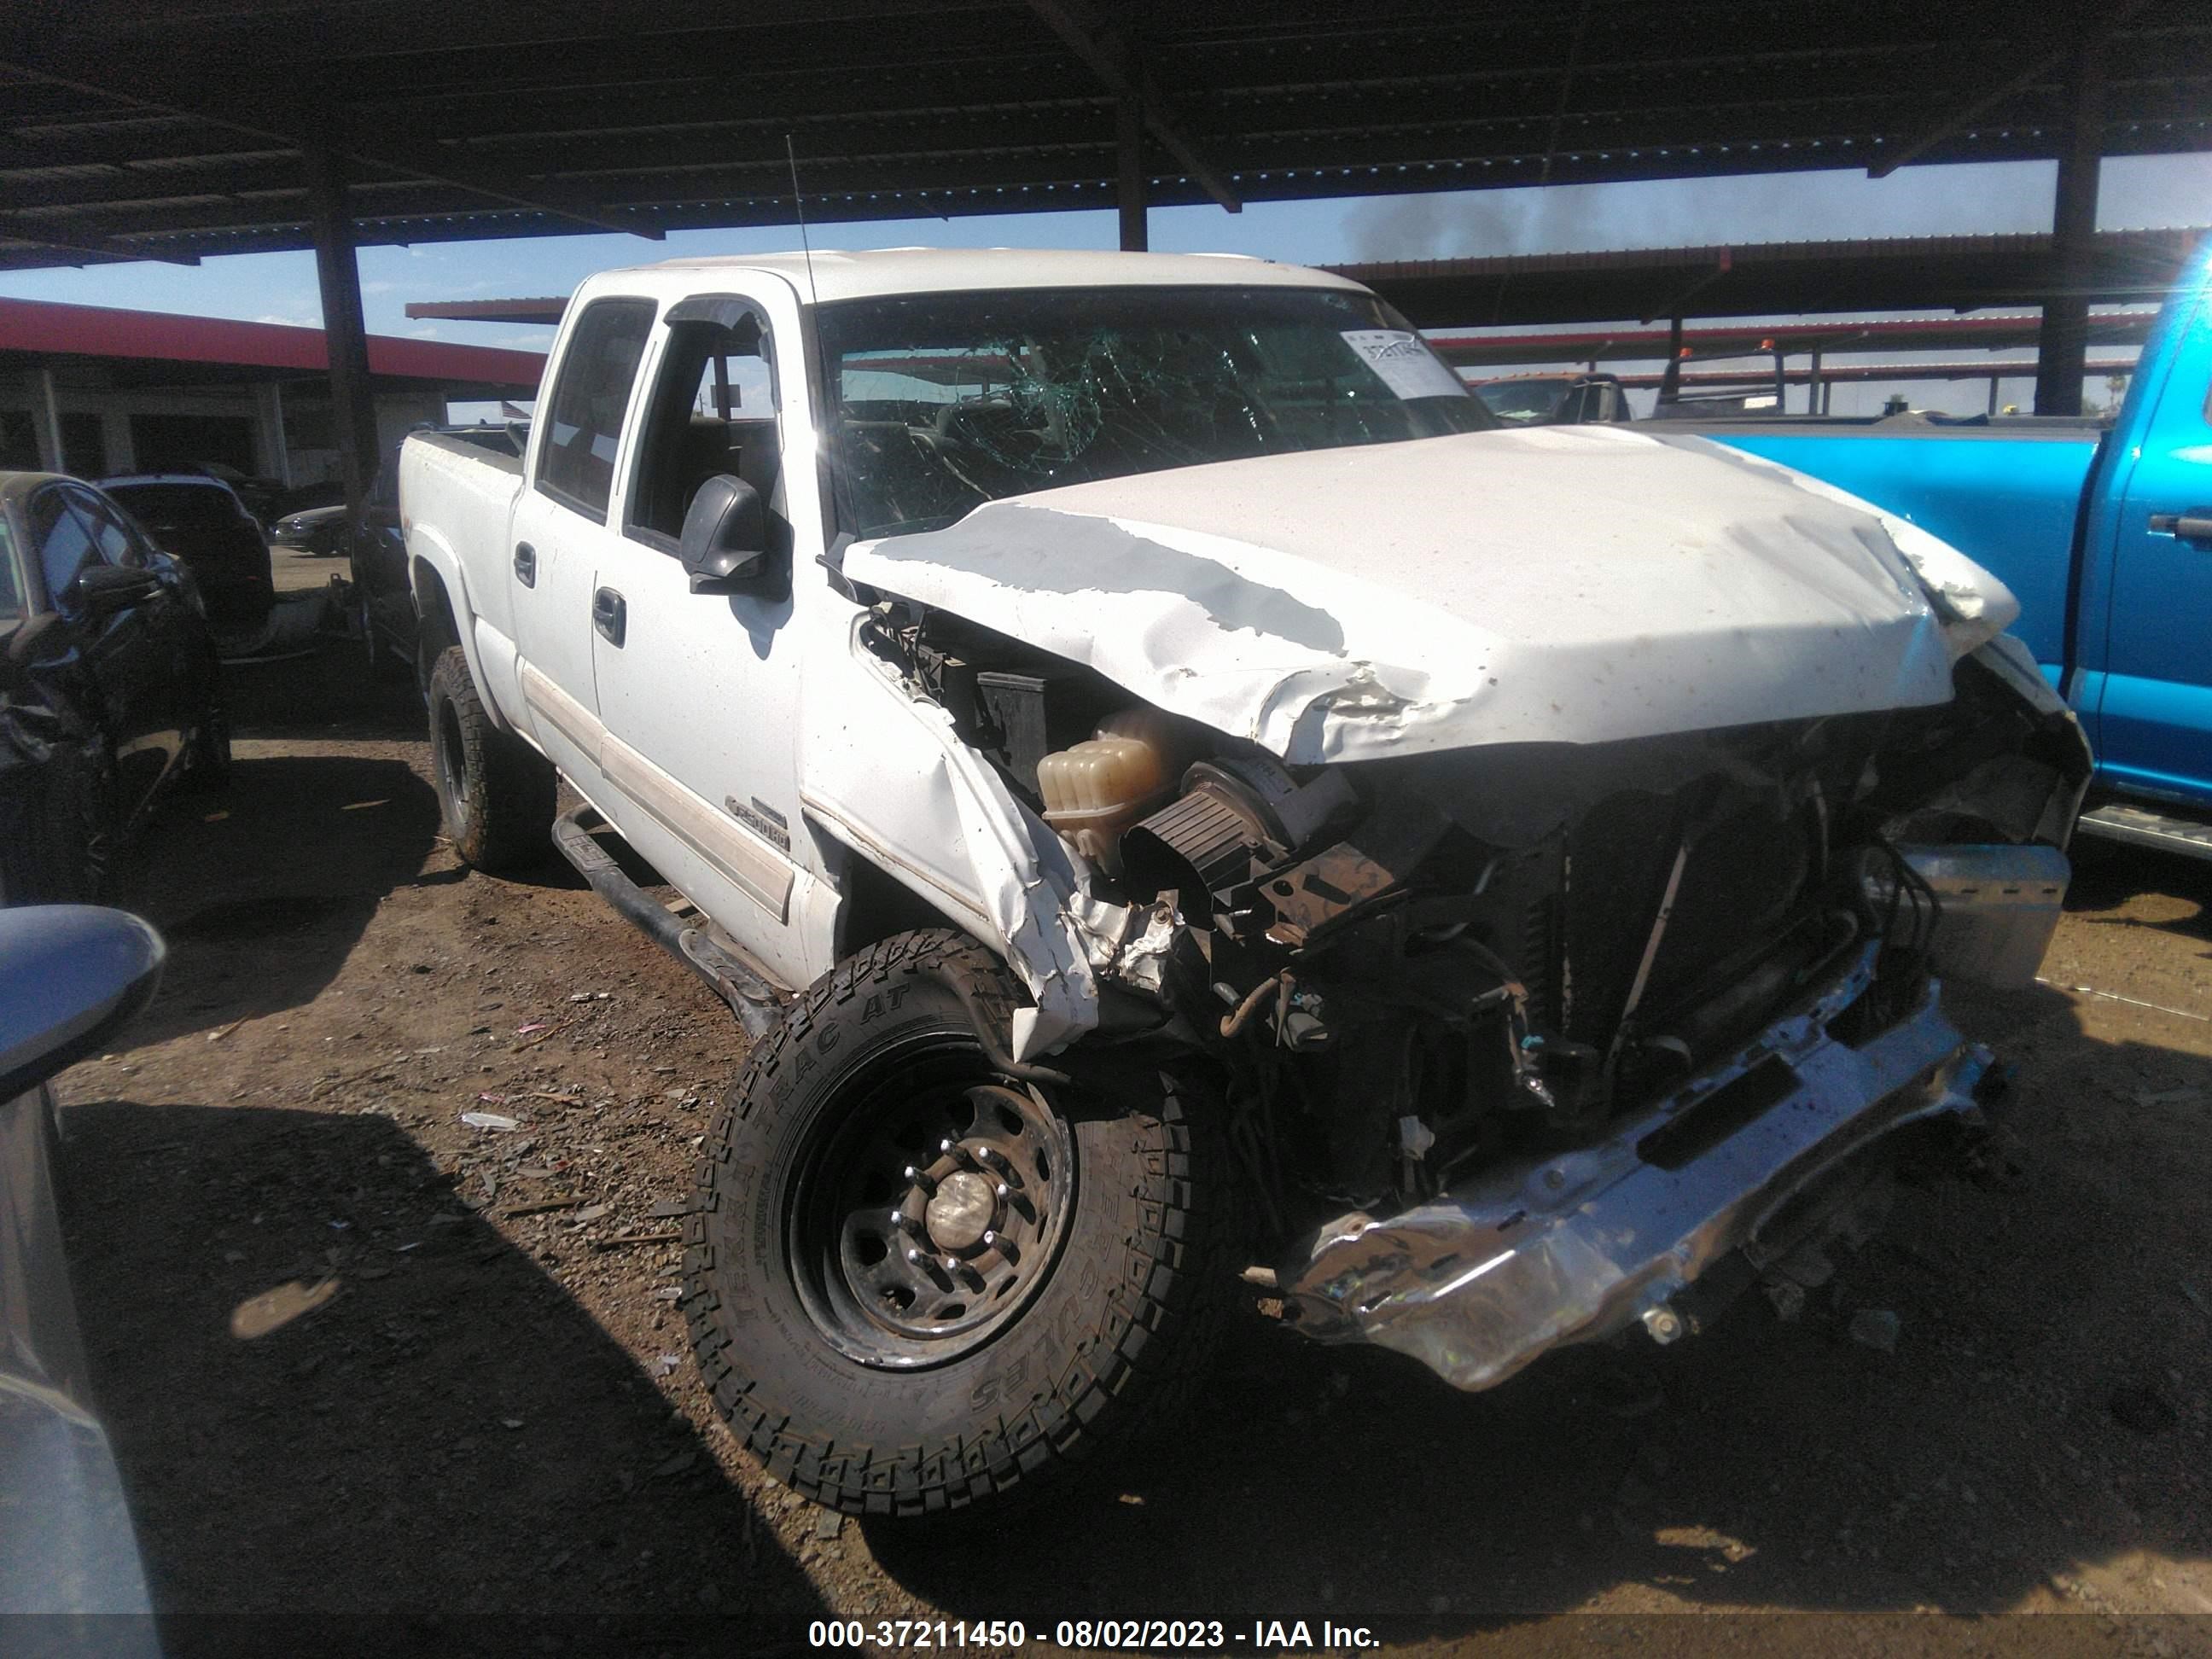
49, 638, 2212, 1656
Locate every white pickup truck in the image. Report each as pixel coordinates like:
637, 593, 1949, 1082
401, 247, 2091, 1519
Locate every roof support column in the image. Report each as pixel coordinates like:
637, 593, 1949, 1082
1116, 94, 1148, 252
2034, 32, 2104, 416
306, 143, 379, 514
99, 410, 134, 476
30, 365, 63, 472
254, 381, 293, 487
1807, 350, 1823, 416
1656, 313, 1685, 405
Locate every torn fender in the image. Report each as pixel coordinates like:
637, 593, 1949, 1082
801, 620, 1132, 1057
843, 426, 1993, 764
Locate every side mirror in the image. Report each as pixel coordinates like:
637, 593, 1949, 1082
0, 906, 166, 1103
678, 474, 770, 594
69, 564, 160, 617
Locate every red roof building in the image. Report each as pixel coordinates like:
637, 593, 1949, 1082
0, 295, 545, 484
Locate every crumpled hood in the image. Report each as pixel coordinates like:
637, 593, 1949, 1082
842, 424, 2019, 763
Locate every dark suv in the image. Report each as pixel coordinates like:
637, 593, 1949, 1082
98, 473, 274, 634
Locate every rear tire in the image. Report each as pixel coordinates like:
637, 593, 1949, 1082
427, 643, 554, 872
182, 702, 231, 791
684, 928, 1236, 1518
357, 587, 410, 684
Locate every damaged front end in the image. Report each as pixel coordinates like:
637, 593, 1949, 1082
856, 590, 2089, 1392
839, 419, 2092, 1391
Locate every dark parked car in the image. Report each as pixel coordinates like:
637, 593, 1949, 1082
0, 471, 229, 904
0, 902, 165, 1627
98, 473, 275, 634
269, 502, 348, 556
271, 477, 345, 520
1471, 371, 1630, 425
195, 460, 287, 529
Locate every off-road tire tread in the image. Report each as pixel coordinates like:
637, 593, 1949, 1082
427, 644, 554, 873
683, 928, 1241, 1517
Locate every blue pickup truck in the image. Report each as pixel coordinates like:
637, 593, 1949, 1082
1694, 235, 2212, 859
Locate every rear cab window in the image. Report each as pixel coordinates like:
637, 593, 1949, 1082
537, 297, 657, 523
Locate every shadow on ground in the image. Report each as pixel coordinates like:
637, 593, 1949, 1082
57, 1099, 826, 1639
111, 752, 443, 1047
218, 636, 423, 742
2065, 836, 2212, 953
869, 980, 2212, 1629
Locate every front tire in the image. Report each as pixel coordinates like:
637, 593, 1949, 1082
426, 643, 554, 872
684, 929, 1233, 1518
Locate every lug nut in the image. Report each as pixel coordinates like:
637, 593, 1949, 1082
902, 1164, 936, 1194
983, 1228, 1017, 1264
1642, 1307, 1684, 1345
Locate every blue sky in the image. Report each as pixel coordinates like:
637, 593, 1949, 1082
1, 153, 2205, 416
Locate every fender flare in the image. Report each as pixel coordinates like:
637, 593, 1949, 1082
405, 523, 514, 735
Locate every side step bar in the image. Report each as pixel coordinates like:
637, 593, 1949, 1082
2077, 803, 2212, 863
551, 804, 789, 1040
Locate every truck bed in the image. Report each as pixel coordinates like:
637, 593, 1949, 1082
399, 429, 530, 718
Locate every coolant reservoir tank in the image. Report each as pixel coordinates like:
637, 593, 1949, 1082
1037, 709, 1183, 870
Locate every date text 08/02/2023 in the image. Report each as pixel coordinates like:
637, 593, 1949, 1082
806, 1621, 1383, 1650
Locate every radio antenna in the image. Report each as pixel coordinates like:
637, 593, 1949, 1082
785, 134, 820, 306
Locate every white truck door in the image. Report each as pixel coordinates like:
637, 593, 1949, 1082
585, 289, 814, 989
508, 294, 657, 784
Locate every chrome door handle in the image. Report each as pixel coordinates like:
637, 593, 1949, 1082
514, 541, 537, 586
592, 586, 626, 647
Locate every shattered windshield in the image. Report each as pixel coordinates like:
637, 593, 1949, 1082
817, 284, 1496, 538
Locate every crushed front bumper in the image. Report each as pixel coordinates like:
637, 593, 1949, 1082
1280, 944, 1992, 1391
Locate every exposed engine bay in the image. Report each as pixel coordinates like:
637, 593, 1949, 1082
864, 599, 2091, 1318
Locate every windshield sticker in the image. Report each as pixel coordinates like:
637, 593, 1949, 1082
1339, 330, 1470, 401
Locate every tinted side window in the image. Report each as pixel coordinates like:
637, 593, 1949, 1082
30, 490, 98, 608
0, 520, 22, 626
71, 490, 143, 567
538, 298, 656, 522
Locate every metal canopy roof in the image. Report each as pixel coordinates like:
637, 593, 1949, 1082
406, 231, 2206, 334
1569, 358, 2136, 391
0, 1, 2206, 272
1341, 227, 2211, 328
1428, 309, 2163, 370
